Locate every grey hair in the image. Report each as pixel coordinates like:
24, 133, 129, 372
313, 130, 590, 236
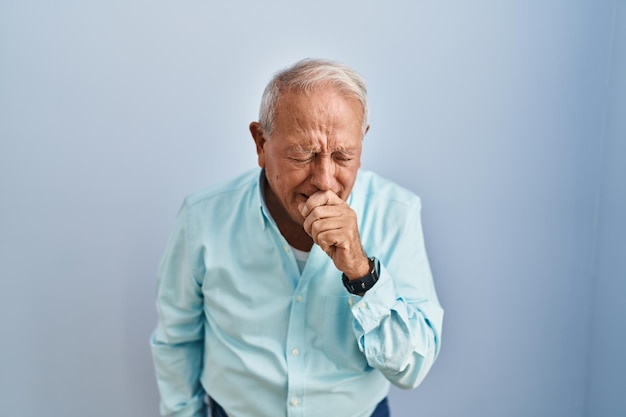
258, 58, 369, 137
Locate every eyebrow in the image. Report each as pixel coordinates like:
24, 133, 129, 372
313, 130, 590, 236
285, 144, 358, 154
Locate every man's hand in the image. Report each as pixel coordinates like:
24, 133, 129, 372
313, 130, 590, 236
298, 190, 370, 279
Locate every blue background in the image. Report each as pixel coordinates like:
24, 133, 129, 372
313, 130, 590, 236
1, 1, 624, 416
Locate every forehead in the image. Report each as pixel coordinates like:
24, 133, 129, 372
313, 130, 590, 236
273, 87, 364, 133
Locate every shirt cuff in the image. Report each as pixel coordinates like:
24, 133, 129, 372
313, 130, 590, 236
348, 262, 397, 334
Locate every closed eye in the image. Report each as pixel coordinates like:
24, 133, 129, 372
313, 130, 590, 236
290, 155, 314, 162
334, 155, 353, 162
333, 151, 356, 164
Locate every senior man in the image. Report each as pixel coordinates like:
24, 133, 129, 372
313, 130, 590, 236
151, 58, 443, 417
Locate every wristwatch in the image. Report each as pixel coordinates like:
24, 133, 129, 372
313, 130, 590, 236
342, 257, 379, 295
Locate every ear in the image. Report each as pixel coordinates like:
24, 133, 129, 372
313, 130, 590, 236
363, 124, 370, 139
249, 122, 267, 168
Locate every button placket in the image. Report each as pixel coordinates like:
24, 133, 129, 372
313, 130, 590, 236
285, 288, 307, 416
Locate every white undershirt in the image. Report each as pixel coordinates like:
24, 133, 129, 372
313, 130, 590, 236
290, 246, 310, 274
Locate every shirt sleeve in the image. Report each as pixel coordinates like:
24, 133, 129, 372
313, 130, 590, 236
150, 200, 207, 417
349, 198, 444, 390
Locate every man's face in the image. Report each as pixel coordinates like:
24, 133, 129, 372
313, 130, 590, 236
251, 87, 366, 228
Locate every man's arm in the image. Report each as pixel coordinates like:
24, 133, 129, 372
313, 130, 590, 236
301, 191, 443, 389
150, 201, 207, 417
351, 199, 442, 388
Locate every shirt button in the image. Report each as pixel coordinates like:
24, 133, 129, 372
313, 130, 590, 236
291, 348, 300, 356
348, 298, 353, 306
296, 295, 303, 302
359, 302, 366, 309
283, 245, 290, 253
290, 398, 300, 406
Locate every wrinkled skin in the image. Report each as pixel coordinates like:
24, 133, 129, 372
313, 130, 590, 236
250, 87, 370, 279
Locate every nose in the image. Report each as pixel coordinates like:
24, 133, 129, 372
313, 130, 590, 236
310, 155, 335, 191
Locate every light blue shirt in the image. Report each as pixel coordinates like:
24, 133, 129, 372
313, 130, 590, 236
150, 168, 443, 417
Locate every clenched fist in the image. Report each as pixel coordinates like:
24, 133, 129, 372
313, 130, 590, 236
298, 190, 370, 280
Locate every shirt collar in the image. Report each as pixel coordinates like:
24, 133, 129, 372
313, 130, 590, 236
257, 169, 272, 230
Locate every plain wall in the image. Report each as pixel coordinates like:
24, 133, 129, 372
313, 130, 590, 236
585, 2, 626, 416
0, 1, 624, 416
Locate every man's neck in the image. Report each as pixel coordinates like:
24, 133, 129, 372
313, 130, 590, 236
263, 181, 313, 252
279, 224, 314, 252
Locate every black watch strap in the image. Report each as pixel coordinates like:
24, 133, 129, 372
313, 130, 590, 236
342, 257, 379, 294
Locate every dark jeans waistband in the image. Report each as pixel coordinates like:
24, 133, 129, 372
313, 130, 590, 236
209, 396, 389, 417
